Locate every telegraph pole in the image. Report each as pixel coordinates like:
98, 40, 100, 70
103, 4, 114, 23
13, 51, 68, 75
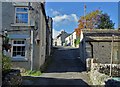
84, 4, 86, 29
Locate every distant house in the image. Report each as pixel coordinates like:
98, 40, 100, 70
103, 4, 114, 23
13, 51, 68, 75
2, 2, 52, 70
53, 30, 69, 46
65, 31, 77, 47
79, 29, 120, 65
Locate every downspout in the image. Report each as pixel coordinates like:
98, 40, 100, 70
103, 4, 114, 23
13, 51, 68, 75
28, 2, 33, 71
30, 29, 33, 71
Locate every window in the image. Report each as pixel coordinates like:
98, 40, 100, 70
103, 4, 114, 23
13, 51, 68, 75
12, 40, 26, 58
15, 7, 28, 23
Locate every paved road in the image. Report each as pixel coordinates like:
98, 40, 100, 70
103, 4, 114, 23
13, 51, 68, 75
22, 46, 92, 86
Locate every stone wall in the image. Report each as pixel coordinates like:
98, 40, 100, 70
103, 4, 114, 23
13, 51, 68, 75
90, 69, 110, 85
92, 42, 111, 64
90, 42, 120, 64
88, 58, 120, 85
89, 58, 110, 85
99, 64, 120, 77
2, 69, 22, 86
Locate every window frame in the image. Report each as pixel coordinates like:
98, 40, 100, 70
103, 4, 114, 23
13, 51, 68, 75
15, 7, 29, 24
11, 39, 26, 59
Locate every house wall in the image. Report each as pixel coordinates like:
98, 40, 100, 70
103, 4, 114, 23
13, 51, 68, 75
39, 5, 46, 68
31, 2, 41, 70
80, 31, 120, 67
65, 36, 71, 46
2, 2, 14, 31
2, 2, 30, 70
47, 17, 53, 55
81, 41, 120, 65
61, 32, 69, 46
32, 2, 47, 69
53, 38, 57, 46
65, 31, 77, 47
79, 29, 120, 70
91, 42, 120, 64
2, 2, 49, 70
55, 31, 69, 46
79, 38, 86, 64
92, 42, 111, 64
71, 31, 77, 47
56, 37, 62, 46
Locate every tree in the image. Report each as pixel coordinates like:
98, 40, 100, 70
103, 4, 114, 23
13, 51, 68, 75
75, 10, 115, 37
96, 13, 115, 29
78, 10, 102, 29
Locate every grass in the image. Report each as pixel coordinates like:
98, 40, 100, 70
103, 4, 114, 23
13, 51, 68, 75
21, 70, 42, 76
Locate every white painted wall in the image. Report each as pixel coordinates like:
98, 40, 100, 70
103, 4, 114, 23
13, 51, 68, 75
71, 31, 77, 47
65, 31, 77, 47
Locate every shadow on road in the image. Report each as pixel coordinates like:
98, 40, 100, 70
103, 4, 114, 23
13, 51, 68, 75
105, 79, 120, 87
44, 47, 86, 73
21, 47, 91, 86
22, 76, 90, 86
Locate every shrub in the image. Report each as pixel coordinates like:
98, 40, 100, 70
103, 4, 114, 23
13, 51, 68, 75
22, 70, 42, 76
74, 37, 80, 46
2, 55, 11, 72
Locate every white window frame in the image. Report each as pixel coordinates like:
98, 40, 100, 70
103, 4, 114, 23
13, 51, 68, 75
15, 7, 29, 24
11, 39, 26, 59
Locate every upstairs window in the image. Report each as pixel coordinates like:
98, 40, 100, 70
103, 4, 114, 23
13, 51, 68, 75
15, 7, 28, 23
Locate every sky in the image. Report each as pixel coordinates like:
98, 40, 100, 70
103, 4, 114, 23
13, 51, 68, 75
45, 2, 118, 38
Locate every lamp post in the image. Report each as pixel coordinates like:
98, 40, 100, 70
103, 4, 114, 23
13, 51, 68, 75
110, 34, 114, 77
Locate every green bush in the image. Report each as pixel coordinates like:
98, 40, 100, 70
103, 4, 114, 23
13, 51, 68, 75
74, 38, 80, 46
22, 70, 42, 76
2, 55, 11, 72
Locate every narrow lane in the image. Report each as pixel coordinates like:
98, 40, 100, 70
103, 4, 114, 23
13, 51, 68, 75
22, 46, 92, 86
45, 47, 85, 73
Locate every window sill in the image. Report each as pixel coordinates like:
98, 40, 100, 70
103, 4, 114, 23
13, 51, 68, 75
11, 23, 35, 27
11, 58, 28, 62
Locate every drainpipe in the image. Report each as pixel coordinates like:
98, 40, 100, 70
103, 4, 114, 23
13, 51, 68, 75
110, 34, 114, 77
30, 29, 33, 71
28, 2, 33, 71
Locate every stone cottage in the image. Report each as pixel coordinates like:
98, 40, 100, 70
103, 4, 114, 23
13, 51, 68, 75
2, 2, 52, 70
79, 29, 120, 65
53, 30, 69, 46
